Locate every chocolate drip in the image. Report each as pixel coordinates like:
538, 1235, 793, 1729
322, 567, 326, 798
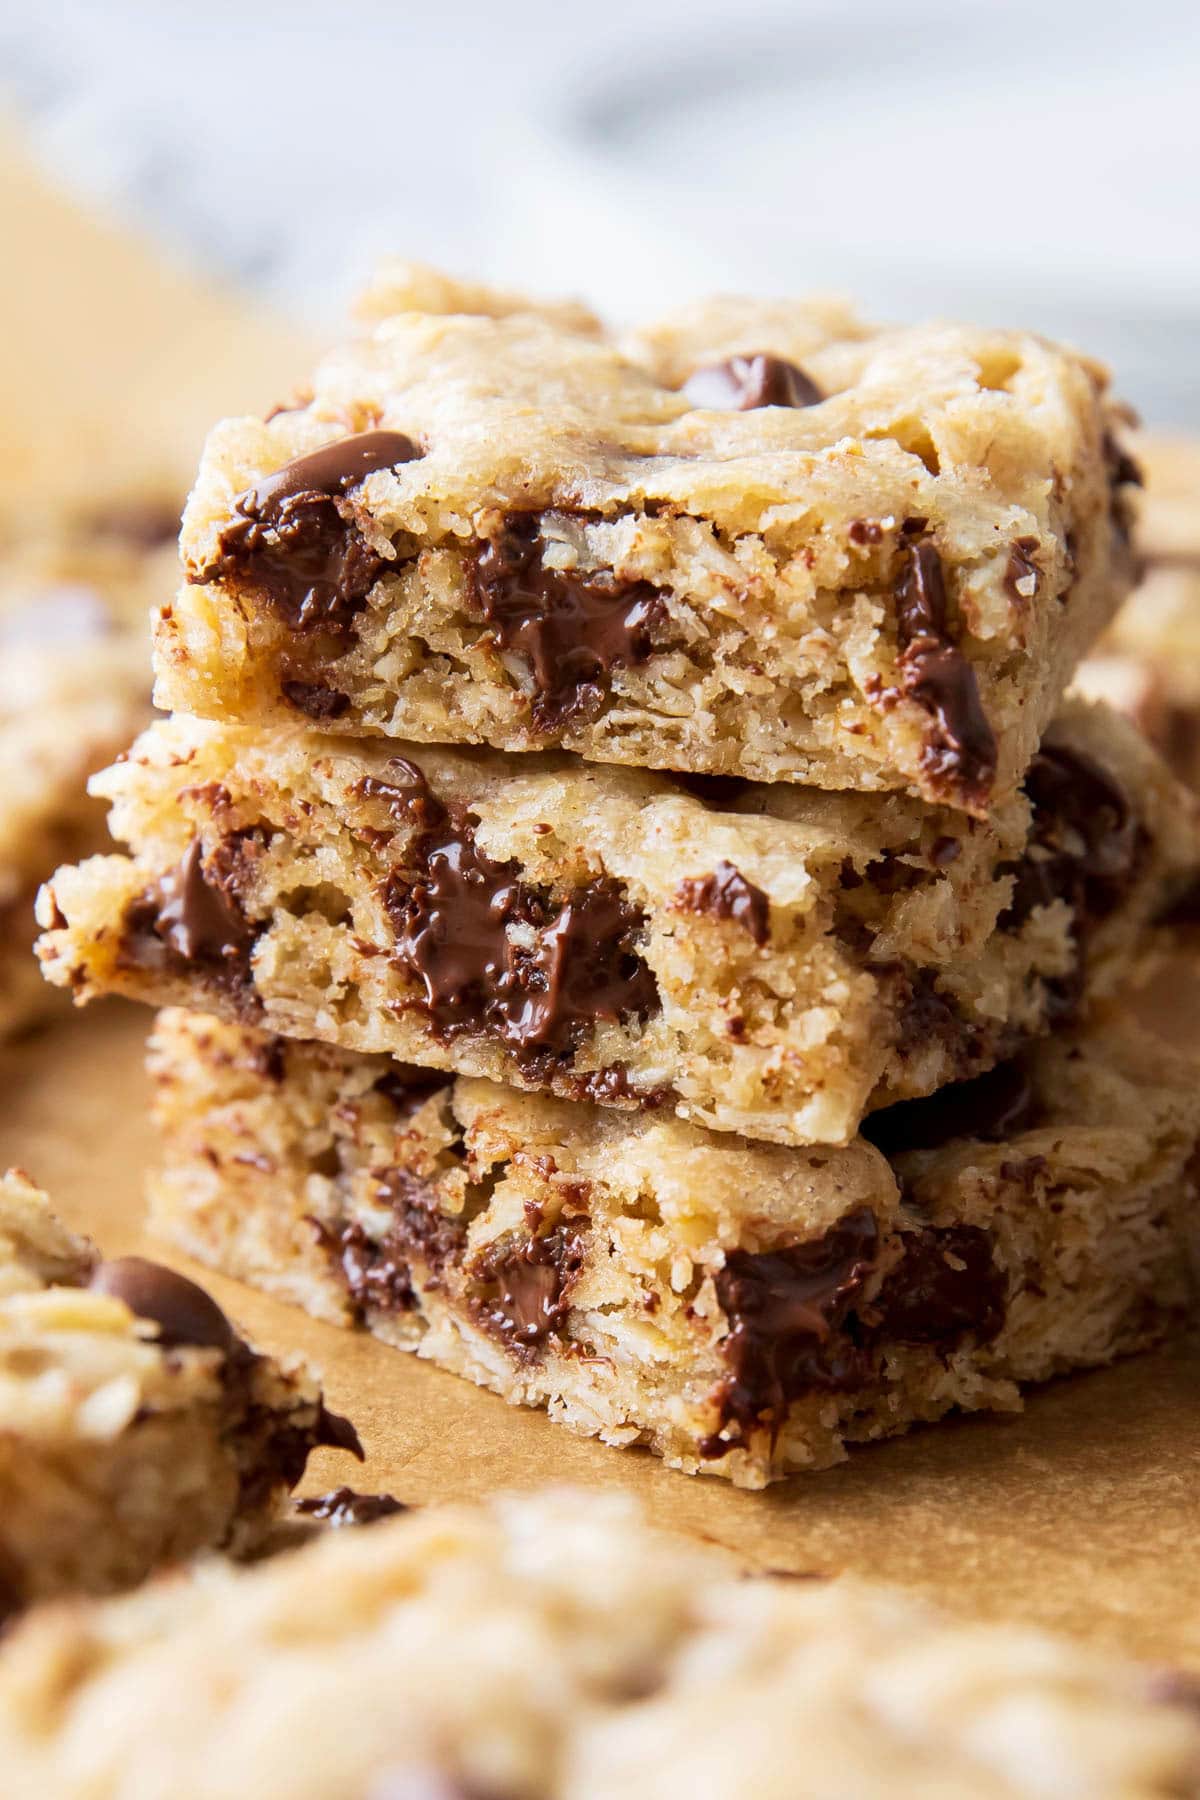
676, 861, 770, 946
893, 541, 998, 806
703, 1208, 1007, 1458
683, 353, 822, 411
376, 759, 658, 1072
199, 429, 419, 632
121, 838, 260, 1003
863, 1061, 1038, 1156
296, 1488, 407, 1526
470, 512, 667, 730
467, 1222, 587, 1351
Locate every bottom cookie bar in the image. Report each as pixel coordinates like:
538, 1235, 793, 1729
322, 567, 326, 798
0, 1171, 359, 1617
3, 1489, 1198, 1800
148, 1008, 1199, 1489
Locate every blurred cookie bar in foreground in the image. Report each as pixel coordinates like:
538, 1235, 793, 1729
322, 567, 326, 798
145, 1007, 1199, 1488
1, 1489, 1198, 1798
1075, 436, 1200, 788
0, 1170, 359, 1619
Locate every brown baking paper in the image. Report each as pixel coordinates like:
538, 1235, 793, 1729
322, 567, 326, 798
2, 1000, 1197, 1671
1, 124, 1197, 1676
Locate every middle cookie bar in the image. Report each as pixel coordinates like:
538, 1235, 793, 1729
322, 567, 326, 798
37, 699, 1198, 1148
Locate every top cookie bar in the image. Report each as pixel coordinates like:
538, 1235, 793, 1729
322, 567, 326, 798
155, 268, 1137, 816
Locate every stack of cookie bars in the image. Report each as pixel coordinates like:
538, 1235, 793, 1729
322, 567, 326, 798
37, 270, 1200, 1487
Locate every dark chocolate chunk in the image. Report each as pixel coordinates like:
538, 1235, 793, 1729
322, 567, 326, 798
703, 1209, 1007, 1457
862, 1060, 1039, 1156
296, 1487, 407, 1527
1003, 742, 1140, 931
281, 679, 352, 720
893, 541, 998, 806
676, 860, 770, 946
467, 1222, 587, 1351
120, 838, 260, 1002
313, 1406, 365, 1461
199, 429, 419, 632
874, 1225, 1006, 1346
381, 759, 658, 1072
1004, 535, 1041, 601
848, 518, 884, 546
470, 512, 667, 731
702, 1210, 880, 1455
683, 353, 822, 411
311, 1174, 468, 1325
89, 1256, 236, 1351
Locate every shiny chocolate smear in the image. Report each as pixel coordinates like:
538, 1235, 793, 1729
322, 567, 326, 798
200, 429, 420, 633
893, 541, 998, 808
377, 758, 658, 1072
470, 512, 667, 731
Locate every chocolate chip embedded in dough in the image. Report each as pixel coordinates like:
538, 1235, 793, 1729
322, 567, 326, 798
892, 540, 998, 807
675, 861, 770, 946
89, 1256, 236, 1351
201, 429, 420, 632
683, 353, 822, 411
470, 512, 667, 731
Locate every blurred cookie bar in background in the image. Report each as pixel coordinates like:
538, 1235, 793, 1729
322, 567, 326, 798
1075, 436, 1200, 788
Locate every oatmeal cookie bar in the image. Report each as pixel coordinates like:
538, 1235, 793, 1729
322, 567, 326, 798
0, 574, 149, 1038
1075, 435, 1200, 788
146, 1005, 1198, 1488
3, 1491, 1197, 1800
36, 700, 1198, 1148
0, 1170, 359, 1618
154, 271, 1136, 815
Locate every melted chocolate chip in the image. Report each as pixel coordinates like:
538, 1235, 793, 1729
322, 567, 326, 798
703, 1209, 1007, 1457
676, 861, 770, 946
683, 354, 822, 411
89, 1256, 236, 1351
874, 1226, 1006, 1345
1004, 536, 1041, 601
120, 839, 260, 1002
1003, 742, 1140, 931
281, 678, 351, 720
863, 1060, 1038, 1156
380, 759, 658, 1073
296, 1487, 407, 1526
893, 541, 998, 806
702, 1210, 879, 1456
470, 512, 667, 730
467, 1223, 587, 1352
199, 429, 419, 633
311, 1174, 468, 1324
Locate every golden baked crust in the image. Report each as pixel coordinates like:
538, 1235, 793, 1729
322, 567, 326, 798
154, 275, 1137, 815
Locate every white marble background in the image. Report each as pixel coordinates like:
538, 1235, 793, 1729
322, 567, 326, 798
3, 0, 1198, 422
